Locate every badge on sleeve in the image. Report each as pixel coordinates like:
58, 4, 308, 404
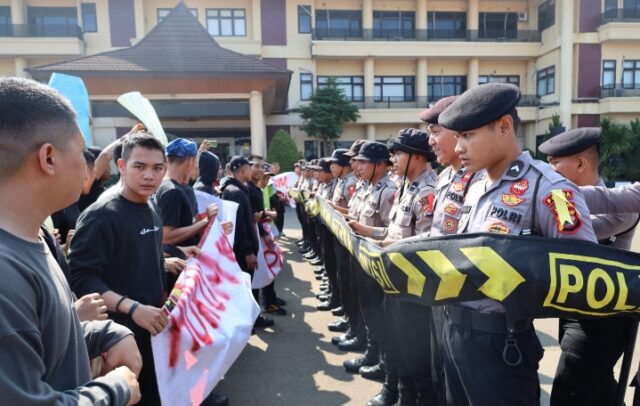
510, 179, 529, 196
347, 185, 356, 198
422, 192, 435, 215
543, 189, 583, 234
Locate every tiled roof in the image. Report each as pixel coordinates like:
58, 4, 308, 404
28, 3, 290, 76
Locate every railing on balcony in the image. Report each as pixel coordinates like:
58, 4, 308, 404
312, 28, 540, 42
601, 8, 640, 24
350, 95, 540, 109
0, 24, 83, 39
601, 84, 640, 98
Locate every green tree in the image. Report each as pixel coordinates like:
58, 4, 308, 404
536, 114, 564, 161
298, 77, 360, 156
266, 129, 300, 172
599, 117, 637, 181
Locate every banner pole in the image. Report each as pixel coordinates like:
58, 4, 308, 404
617, 321, 638, 406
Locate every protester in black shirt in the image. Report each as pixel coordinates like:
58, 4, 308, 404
69, 133, 173, 405
194, 150, 221, 196
220, 156, 273, 329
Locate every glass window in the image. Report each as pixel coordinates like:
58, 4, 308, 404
81, 3, 97, 32
298, 5, 312, 33
27, 7, 78, 36
478, 75, 520, 87
374, 76, 415, 102
317, 76, 364, 101
427, 76, 467, 101
602, 60, 616, 89
538, 0, 555, 32
300, 73, 313, 101
373, 11, 414, 38
622, 60, 640, 88
315, 9, 362, 38
427, 12, 467, 39
158, 8, 197, 23
624, 0, 640, 18
0, 7, 11, 36
536, 66, 555, 96
479, 12, 517, 39
206, 8, 246, 37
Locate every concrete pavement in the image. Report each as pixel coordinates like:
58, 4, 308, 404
215, 209, 640, 405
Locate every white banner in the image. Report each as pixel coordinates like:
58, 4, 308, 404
251, 222, 284, 289
194, 190, 239, 247
152, 220, 260, 406
271, 172, 299, 208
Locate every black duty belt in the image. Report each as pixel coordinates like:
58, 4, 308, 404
445, 305, 531, 334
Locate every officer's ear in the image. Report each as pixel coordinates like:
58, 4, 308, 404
498, 115, 514, 137
576, 155, 588, 173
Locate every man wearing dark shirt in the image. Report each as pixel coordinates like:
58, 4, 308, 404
70, 133, 171, 405
220, 156, 273, 328
0, 77, 140, 405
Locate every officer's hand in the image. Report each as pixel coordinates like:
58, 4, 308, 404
101, 335, 142, 376
347, 220, 362, 234
109, 366, 141, 405
221, 221, 234, 235
131, 304, 169, 336
245, 254, 258, 270
75, 293, 108, 322
165, 257, 186, 276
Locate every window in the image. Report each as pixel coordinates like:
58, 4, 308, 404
602, 60, 616, 89
479, 75, 520, 87
81, 3, 97, 32
538, 0, 555, 32
373, 11, 414, 38
27, 7, 78, 36
622, 60, 640, 88
206, 9, 246, 36
298, 5, 312, 33
304, 141, 318, 160
0, 7, 11, 36
374, 76, 415, 102
318, 76, 364, 101
315, 9, 362, 38
536, 66, 555, 96
624, 0, 640, 18
427, 12, 467, 39
427, 76, 467, 101
300, 73, 313, 101
478, 12, 517, 39
158, 8, 197, 23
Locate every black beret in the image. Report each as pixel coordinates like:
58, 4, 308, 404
344, 139, 367, 157
353, 141, 390, 164
329, 148, 351, 166
438, 83, 521, 132
388, 128, 436, 162
229, 156, 250, 172
317, 158, 332, 173
538, 127, 602, 157
419, 96, 458, 124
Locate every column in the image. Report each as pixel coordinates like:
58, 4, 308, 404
252, 0, 262, 42
467, 58, 479, 88
14, 57, 27, 77
363, 0, 373, 31
468, 0, 479, 33
416, 0, 427, 32
559, 0, 574, 129
416, 58, 428, 103
76, 0, 84, 31
364, 57, 375, 107
250, 91, 266, 156
10, 0, 25, 25
134, 0, 145, 39
366, 124, 376, 141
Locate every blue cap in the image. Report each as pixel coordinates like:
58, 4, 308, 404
166, 138, 197, 157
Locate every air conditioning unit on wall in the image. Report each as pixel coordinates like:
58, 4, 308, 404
518, 11, 529, 22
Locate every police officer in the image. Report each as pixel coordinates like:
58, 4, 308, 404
352, 129, 440, 405
581, 181, 640, 214
422, 95, 483, 406
346, 142, 398, 403
313, 158, 339, 303
538, 127, 639, 405
437, 83, 597, 405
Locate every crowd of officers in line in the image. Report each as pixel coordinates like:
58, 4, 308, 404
290, 83, 639, 406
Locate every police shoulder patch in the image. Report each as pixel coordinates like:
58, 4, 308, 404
421, 192, 436, 215
543, 189, 583, 234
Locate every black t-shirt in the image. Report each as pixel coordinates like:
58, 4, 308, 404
247, 182, 268, 236
78, 180, 104, 213
154, 179, 200, 257
68, 193, 165, 307
51, 203, 80, 244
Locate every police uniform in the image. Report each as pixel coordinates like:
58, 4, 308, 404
383, 129, 440, 405
539, 127, 640, 406
438, 83, 598, 406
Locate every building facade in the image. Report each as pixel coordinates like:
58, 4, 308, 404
1, 0, 639, 159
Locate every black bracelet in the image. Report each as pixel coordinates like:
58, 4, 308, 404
115, 295, 128, 313
128, 302, 140, 317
